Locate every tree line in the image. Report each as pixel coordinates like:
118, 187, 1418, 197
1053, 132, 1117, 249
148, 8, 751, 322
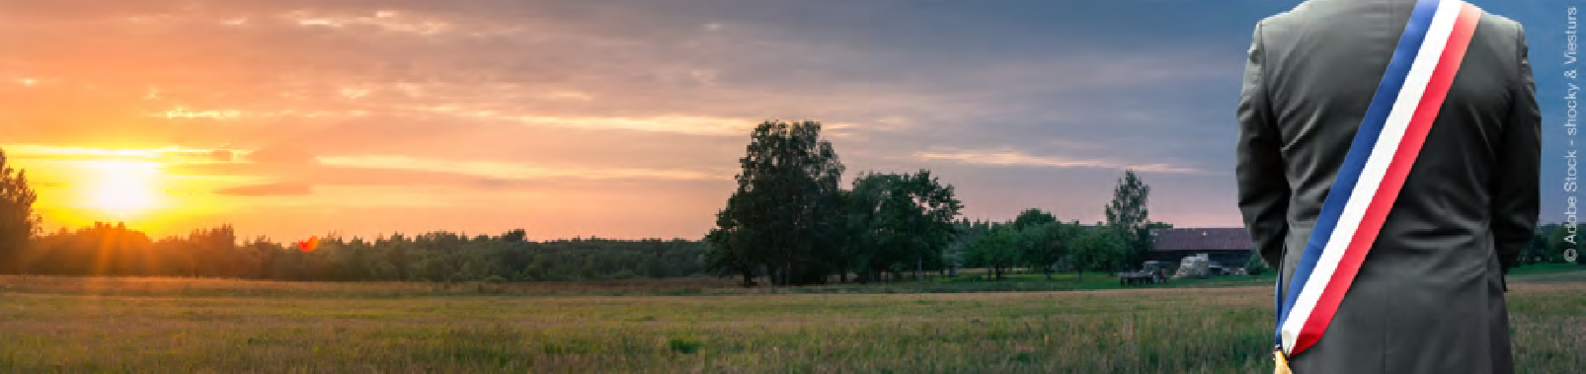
702, 120, 1161, 286
951, 210, 1170, 282
6, 222, 709, 282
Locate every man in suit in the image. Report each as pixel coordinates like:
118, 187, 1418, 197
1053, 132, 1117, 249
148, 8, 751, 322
1236, 0, 1539, 373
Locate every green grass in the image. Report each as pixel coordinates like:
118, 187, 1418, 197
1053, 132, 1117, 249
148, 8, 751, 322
0, 271, 1582, 373
1509, 262, 1586, 278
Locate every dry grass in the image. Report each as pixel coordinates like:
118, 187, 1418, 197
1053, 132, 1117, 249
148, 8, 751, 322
0, 271, 1279, 298
0, 275, 745, 297
0, 276, 1580, 373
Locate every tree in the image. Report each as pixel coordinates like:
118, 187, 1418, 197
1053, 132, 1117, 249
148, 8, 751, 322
499, 229, 527, 243
1546, 224, 1577, 264
705, 120, 846, 286
896, 170, 964, 282
1011, 208, 1057, 231
1020, 221, 1077, 280
967, 225, 1020, 280
703, 202, 761, 286
1520, 225, 1552, 265
1244, 252, 1270, 275
844, 170, 963, 283
1070, 226, 1126, 282
382, 233, 413, 280
1105, 170, 1152, 267
843, 173, 892, 283
0, 148, 40, 273
1008, 208, 1064, 279
243, 236, 282, 279
943, 219, 991, 277
187, 224, 245, 277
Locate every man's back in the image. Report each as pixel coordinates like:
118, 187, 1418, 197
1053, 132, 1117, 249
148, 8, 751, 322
1236, 0, 1540, 373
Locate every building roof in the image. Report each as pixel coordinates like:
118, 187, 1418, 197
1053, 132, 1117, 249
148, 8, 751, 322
1150, 228, 1253, 252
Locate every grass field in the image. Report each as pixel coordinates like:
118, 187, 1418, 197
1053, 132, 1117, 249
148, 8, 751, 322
1, 266, 1582, 373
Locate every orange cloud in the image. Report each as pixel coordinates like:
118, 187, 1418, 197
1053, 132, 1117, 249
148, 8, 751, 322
214, 182, 313, 196
5, 145, 236, 163
914, 148, 1207, 174
317, 155, 729, 181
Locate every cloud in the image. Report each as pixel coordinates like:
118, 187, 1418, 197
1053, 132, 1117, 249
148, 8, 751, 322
913, 148, 1206, 174
278, 9, 453, 36
244, 146, 318, 165
215, 182, 314, 196
2, 144, 238, 164
2, 0, 1240, 142
318, 155, 730, 181
164, 147, 736, 196
408, 106, 769, 136
0, 0, 1301, 238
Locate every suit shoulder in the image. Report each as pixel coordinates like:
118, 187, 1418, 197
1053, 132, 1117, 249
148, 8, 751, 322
1255, 0, 1334, 36
1257, 1, 1312, 28
1475, 8, 1524, 37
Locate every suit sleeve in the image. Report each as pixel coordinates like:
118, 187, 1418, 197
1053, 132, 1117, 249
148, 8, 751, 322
1491, 24, 1541, 274
1236, 21, 1290, 268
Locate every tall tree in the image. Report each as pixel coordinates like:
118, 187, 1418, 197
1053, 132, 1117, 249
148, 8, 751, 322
0, 148, 40, 273
845, 170, 963, 283
705, 120, 845, 286
898, 170, 964, 282
1104, 170, 1152, 267
844, 173, 892, 283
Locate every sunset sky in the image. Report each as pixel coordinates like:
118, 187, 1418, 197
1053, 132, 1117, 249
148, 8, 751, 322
0, 0, 1569, 242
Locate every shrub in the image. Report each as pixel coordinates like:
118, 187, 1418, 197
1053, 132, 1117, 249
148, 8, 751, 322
1245, 254, 1270, 275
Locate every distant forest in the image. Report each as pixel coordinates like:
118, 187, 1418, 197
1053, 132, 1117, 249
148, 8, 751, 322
0, 216, 1140, 284
10, 223, 708, 282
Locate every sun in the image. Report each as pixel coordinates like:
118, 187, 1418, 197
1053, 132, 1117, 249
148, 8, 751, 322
82, 160, 163, 218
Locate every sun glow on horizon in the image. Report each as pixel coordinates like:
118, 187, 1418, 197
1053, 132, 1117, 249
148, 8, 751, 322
80, 160, 165, 219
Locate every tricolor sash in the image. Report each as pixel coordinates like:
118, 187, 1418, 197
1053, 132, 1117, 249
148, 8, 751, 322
1274, 0, 1481, 362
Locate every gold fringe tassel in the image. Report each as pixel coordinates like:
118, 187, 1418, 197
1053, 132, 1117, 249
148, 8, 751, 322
1274, 348, 1292, 374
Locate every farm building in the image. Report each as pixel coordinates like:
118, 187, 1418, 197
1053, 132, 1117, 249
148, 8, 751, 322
1146, 228, 1256, 267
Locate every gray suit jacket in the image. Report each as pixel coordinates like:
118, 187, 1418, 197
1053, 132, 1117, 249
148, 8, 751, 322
1236, 0, 1539, 373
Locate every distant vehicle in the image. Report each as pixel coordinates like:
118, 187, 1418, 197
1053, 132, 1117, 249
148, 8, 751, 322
1120, 261, 1171, 286
1208, 262, 1230, 276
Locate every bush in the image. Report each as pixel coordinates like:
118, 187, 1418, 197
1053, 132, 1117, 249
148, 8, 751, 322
1244, 255, 1270, 276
